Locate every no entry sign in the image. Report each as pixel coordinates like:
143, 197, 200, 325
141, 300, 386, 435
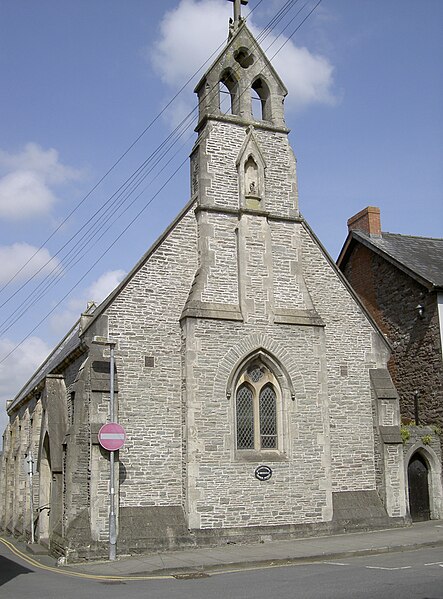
98, 422, 126, 451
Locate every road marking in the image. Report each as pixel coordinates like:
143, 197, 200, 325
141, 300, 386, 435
365, 566, 411, 571
0, 538, 172, 581
424, 561, 443, 566
323, 562, 349, 566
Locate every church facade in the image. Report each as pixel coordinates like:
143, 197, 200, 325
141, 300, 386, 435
1, 12, 411, 561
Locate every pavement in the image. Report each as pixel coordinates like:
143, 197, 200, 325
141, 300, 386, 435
2, 520, 442, 579
56, 520, 443, 578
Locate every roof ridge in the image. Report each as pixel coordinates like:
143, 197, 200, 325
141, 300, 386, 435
381, 231, 443, 242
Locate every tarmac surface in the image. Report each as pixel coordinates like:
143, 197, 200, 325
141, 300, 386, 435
12, 519, 443, 579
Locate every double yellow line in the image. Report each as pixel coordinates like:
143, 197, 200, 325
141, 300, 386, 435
0, 537, 172, 581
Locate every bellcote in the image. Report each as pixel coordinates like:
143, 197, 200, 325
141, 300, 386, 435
194, 22, 288, 132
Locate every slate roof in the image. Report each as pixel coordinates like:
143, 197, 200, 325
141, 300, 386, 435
342, 231, 443, 290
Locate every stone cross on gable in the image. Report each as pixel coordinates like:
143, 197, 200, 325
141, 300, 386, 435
227, 0, 248, 24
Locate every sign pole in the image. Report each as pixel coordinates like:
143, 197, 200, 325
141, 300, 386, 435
108, 341, 116, 561
98, 419, 126, 559
93, 336, 125, 562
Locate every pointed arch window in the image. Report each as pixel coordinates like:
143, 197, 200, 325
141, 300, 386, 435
219, 70, 239, 116
251, 78, 271, 121
235, 362, 279, 451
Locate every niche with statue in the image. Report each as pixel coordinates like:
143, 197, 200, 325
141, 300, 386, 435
236, 127, 267, 211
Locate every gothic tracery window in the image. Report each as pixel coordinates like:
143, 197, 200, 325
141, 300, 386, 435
235, 362, 278, 451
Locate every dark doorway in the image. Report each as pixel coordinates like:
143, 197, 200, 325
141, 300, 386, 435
408, 453, 430, 521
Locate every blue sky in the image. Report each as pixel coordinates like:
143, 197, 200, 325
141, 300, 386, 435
0, 0, 442, 433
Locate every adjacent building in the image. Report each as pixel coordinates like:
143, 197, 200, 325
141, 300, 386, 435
338, 206, 443, 521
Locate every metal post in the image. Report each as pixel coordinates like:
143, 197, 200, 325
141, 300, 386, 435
27, 452, 35, 544
109, 342, 116, 561
92, 336, 119, 561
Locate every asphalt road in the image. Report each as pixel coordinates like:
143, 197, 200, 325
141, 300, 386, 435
1, 543, 442, 599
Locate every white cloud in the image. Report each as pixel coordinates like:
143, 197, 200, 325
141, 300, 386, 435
270, 42, 336, 109
50, 269, 126, 335
150, 0, 230, 87
0, 243, 62, 284
0, 336, 51, 437
87, 270, 127, 303
148, 0, 336, 123
0, 143, 82, 220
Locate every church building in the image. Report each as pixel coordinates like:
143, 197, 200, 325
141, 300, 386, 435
1, 3, 412, 561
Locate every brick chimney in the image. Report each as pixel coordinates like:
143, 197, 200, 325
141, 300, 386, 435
347, 206, 381, 237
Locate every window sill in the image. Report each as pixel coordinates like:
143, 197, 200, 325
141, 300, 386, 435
234, 450, 288, 463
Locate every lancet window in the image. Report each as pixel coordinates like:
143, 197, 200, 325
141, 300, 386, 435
251, 78, 271, 121
219, 70, 239, 116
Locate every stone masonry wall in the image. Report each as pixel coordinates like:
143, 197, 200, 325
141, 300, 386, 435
201, 121, 297, 217
270, 220, 310, 310
301, 227, 388, 493
199, 211, 239, 305
63, 353, 91, 537
104, 205, 198, 509
184, 321, 330, 530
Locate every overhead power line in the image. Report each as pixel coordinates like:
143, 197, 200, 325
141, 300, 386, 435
0, 0, 299, 328
0, 0, 323, 365
0, 0, 270, 309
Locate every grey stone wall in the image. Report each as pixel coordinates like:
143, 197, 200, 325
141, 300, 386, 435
103, 205, 198, 512
196, 121, 298, 218
301, 226, 387, 493
183, 322, 331, 530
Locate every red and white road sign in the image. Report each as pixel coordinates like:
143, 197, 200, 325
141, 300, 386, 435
98, 422, 126, 451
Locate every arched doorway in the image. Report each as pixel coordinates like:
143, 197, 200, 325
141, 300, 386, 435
408, 452, 430, 521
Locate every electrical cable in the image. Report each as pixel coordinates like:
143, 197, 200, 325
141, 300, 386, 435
0, 0, 269, 305
0, 157, 190, 366
1, 0, 323, 364
0, 126, 197, 337
0, 0, 308, 347
271, 0, 323, 57
0, 0, 297, 326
